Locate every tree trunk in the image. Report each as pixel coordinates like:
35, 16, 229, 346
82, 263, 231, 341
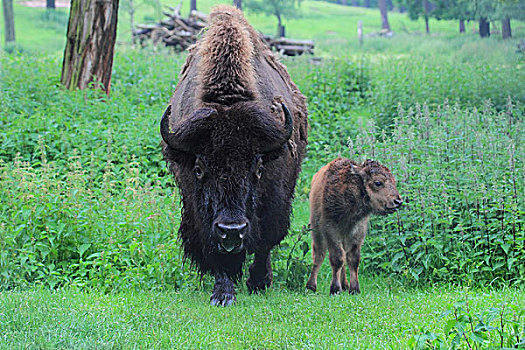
2, 0, 15, 43
459, 19, 465, 33
378, 0, 390, 32
479, 17, 490, 38
276, 13, 285, 37
190, 0, 196, 12
46, 0, 55, 9
60, 0, 119, 95
129, 0, 135, 42
423, 0, 430, 33
233, 0, 241, 10
501, 16, 511, 39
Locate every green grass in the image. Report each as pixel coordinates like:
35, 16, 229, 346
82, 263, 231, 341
1, 278, 524, 349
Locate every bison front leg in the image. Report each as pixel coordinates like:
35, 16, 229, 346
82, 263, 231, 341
210, 273, 236, 306
246, 250, 273, 293
345, 246, 361, 294
344, 220, 368, 295
328, 244, 345, 295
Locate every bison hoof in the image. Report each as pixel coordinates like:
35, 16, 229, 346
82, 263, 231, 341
348, 287, 361, 295
348, 281, 361, 295
305, 282, 317, 293
210, 292, 236, 307
246, 275, 272, 294
330, 284, 342, 295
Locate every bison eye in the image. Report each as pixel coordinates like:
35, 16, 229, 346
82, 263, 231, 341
256, 165, 263, 179
374, 181, 383, 187
255, 159, 263, 179
194, 165, 204, 180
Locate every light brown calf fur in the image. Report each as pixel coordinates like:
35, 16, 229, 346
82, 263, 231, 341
306, 158, 403, 295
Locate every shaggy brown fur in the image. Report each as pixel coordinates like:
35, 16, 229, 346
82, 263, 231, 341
306, 158, 403, 295
198, 6, 258, 104
161, 5, 308, 306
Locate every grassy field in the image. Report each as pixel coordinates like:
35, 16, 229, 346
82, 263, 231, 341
1, 0, 525, 348
1, 278, 524, 349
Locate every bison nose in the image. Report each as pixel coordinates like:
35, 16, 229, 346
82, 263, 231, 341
216, 222, 247, 253
393, 198, 403, 208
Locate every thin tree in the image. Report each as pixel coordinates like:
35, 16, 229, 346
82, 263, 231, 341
60, 0, 119, 95
233, 0, 242, 10
47, 0, 55, 9
2, 0, 15, 44
496, 0, 525, 39
245, 0, 301, 37
190, 0, 196, 12
378, 0, 391, 32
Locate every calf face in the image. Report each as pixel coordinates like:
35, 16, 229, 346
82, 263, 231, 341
362, 159, 403, 215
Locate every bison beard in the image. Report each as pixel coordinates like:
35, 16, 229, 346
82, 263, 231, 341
160, 6, 308, 306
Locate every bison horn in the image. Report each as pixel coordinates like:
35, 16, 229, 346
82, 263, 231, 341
261, 103, 294, 154
160, 105, 217, 153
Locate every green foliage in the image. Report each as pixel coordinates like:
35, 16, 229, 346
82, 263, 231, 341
360, 100, 524, 286
409, 292, 525, 349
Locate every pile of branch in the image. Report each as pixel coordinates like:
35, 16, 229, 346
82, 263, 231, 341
133, 4, 207, 51
262, 35, 315, 56
133, 6, 314, 56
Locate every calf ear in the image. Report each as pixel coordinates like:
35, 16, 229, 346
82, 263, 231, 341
349, 162, 367, 180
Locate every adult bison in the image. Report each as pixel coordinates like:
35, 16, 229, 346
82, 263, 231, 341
160, 5, 308, 306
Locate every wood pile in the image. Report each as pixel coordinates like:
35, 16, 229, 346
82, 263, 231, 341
262, 35, 315, 56
133, 4, 207, 51
133, 6, 314, 56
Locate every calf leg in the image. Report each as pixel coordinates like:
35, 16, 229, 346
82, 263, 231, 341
345, 245, 361, 294
340, 263, 350, 291
328, 244, 345, 295
344, 219, 368, 294
306, 230, 327, 292
210, 273, 236, 307
246, 250, 273, 293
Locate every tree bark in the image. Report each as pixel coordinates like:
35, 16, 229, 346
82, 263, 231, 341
2, 0, 15, 43
501, 16, 511, 39
276, 13, 285, 37
46, 0, 55, 9
233, 0, 241, 10
128, 0, 135, 42
60, 0, 119, 95
378, 0, 390, 32
459, 19, 465, 33
479, 17, 490, 38
190, 0, 196, 12
423, 0, 430, 34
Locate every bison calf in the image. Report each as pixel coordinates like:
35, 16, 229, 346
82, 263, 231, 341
306, 158, 403, 295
